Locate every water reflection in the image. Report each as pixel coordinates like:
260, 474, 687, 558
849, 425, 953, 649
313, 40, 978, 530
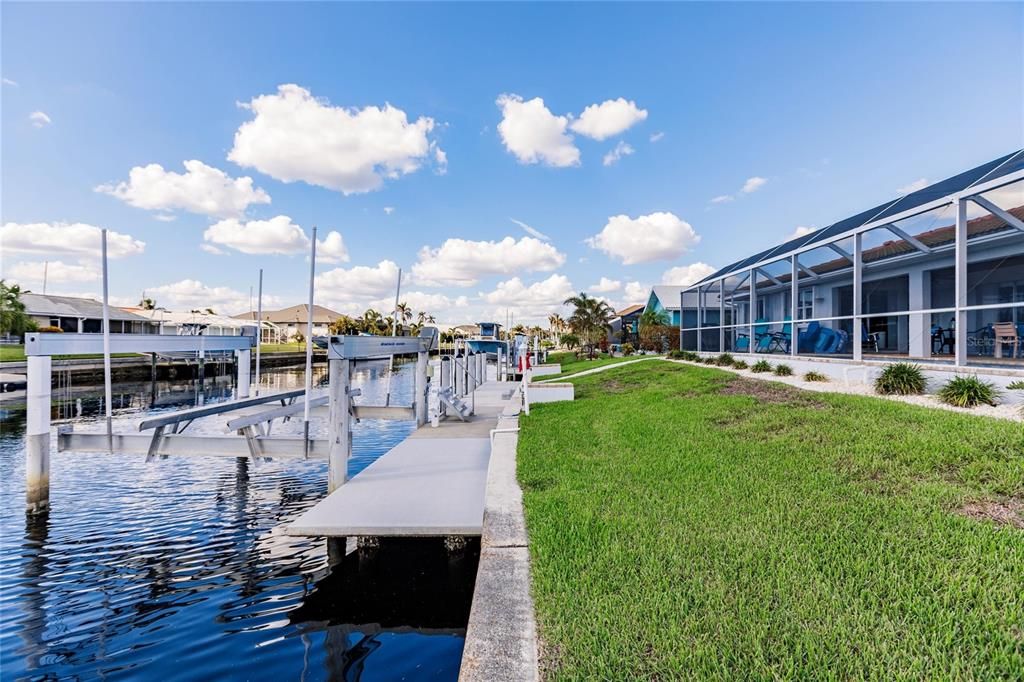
0, 363, 472, 680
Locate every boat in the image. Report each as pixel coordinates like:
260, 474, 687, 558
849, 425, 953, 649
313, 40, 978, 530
465, 322, 508, 357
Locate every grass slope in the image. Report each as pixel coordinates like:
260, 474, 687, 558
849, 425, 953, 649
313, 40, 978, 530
543, 351, 656, 381
518, 362, 1023, 679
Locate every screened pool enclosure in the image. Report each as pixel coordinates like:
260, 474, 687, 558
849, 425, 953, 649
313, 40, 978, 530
679, 150, 1024, 369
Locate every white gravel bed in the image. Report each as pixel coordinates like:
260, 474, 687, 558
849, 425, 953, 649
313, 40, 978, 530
665, 358, 1024, 423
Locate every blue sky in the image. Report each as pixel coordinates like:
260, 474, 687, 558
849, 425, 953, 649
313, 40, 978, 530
2, 2, 1022, 326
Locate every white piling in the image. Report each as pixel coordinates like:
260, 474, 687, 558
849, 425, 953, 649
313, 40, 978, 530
415, 350, 428, 427
236, 348, 251, 398
101, 229, 112, 445
255, 268, 263, 396
303, 227, 317, 456
496, 347, 503, 382
455, 353, 465, 397
327, 358, 351, 492
26, 355, 51, 514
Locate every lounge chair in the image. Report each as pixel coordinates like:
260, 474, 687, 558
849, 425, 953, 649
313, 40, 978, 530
798, 321, 821, 353
861, 324, 880, 353
768, 316, 793, 353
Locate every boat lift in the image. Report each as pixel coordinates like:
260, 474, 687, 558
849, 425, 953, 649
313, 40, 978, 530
24, 332, 436, 513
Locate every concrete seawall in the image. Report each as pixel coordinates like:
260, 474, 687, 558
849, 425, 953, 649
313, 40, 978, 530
460, 396, 539, 682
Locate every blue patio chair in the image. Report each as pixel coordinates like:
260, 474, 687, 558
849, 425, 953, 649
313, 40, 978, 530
833, 329, 850, 354
798, 321, 821, 353
768, 316, 792, 353
813, 328, 837, 354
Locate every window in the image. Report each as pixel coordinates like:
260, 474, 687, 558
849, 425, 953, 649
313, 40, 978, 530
798, 289, 813, 320
756, 299, 767, 321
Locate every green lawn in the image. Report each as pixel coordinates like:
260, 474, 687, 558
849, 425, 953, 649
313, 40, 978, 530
543, 350, 656, 380
0, 345, 140, 363
518, 362, 1023, 679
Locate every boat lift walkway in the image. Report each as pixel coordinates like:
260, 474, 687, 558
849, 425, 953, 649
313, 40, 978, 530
287, 380, 520, 538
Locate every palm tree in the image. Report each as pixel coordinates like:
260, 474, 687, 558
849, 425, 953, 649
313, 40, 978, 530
139, 296, 156, 310
361, 308, 384, 335
564, 292, 615, 358
329, 315, 361, 335
394, 302, 413, 334
547, 313, 566, 345
0, 280, 37, 337
638, 308, 671, 351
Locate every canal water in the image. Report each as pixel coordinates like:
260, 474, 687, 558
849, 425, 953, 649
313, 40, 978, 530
0, 362, 478, 681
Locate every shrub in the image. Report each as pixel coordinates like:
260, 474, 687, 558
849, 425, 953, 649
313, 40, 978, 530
701, 357, 717, 365
751, 360, 773, 373
715, 353, 735, 367
937, 375, 1000, 408
804, 371, 829, 382
36, 325, 64, 333
732, 360, 749, 370
622, 342, 635, 356
774, 363, 793, 376
668, 350, 686, 359
683, 351, 700, 361
874, 362, 926, 395
1006, 380, 1024, 390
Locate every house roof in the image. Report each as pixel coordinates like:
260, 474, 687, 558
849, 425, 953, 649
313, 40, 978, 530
649, 286, 685, 311
22, 293, 154, 323
616, 304, 645, 317
126, 308, 258, 329
233, 304, 341, 324
693, 150, 1024, 287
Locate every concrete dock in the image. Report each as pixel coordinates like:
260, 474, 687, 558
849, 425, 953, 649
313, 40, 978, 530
287, 381, 520, 538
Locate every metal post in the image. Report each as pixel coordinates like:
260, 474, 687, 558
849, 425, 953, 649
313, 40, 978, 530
954, 198, 967, 366
439, 355, 451, 417
415, 350, 428, 427
496, 347, 503, 382
790, 256, 798, 358
467, 352, 477, 393
255, 268, 263, 396
455, 352, 465, 397
303, 227, 317, 455
719, 282, 725, 352
523, 368, 530, 416
696, 285, 703, 353
853, 233, 863, 362
327, 358, 351, 492
749, 268, 756, 356
236, 349, 251, 398
26, 355, 51, 514
101, 229, 112, 443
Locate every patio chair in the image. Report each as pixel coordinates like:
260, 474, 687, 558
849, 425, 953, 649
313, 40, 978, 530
768, 316, 792, 353
813, 328, 838, 354
861, 324, 879, 352
993, 322, 1020, 359
798, 321, 821, 353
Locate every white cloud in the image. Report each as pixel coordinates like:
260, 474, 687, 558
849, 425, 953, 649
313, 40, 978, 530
412, 236, 565, 286
201, 215, 347, 262
480, 273, 574, 309
6, 260, 99, 284
1, 222, 145, 259
204, 216, 308, 255
787, 225, 817, 241
711, 176, 767, 204
228, 84, 442, 195
383, 206, 395, 215
509, 217, 550, 241
741, 176, 767, 194
624, 281, 649, 302
369, 290, 469, 315
586, 212, 700, 265
896, 178, 929, 195
96, 160, 271, 218
569, 98, 648, 141
154, 213, 177, 222
315, 260, 402, 299
434, 146, 448, 174
496, 94, 579, 167
200, 244, 227, 256
29, 111, 51, 127
589, 277, 622, 293
2, 77, 18, 86
649, 131, 665, 143
145, 279, 278, 315
316, 230, 349, 264
602, 141, 635, 167
662, 263, 715, 286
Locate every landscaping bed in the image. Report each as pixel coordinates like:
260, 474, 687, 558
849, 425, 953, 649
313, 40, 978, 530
518, 361, 1023, 679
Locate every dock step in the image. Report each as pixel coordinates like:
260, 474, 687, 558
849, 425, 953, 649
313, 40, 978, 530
437, 387, 472, 421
